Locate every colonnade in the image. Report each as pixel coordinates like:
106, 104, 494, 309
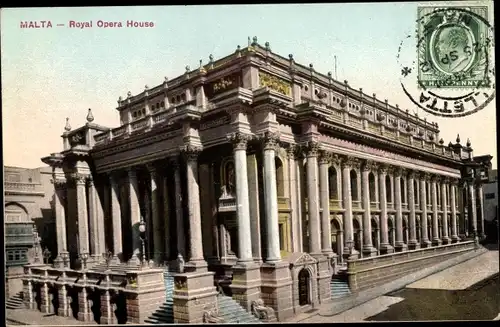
50, 137, 487, 268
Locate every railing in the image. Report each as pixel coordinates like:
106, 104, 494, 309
113, 125, 127, 137
349, 116, 363, 129
402, 203, 409, 210
367, 121, 379, 133
370, 201, 379, 210
329, 199, 342, 209
4, 182, 37, 191
131, 118, 149, 131
352, 200, 362, 209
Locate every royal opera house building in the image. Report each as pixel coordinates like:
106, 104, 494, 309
21, 37, 491, 324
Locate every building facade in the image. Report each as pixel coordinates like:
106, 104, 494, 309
4, 166, 55, 297
23, 38, 491, 324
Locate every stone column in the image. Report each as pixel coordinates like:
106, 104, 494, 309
458, 181, 466, 239
394, 168, 407, 251
53, 178, 68, 266
128, 168, 142, 263
287, 146, 300, 253
305, 141, 322, 255
361, 160, 376, 256
162, 173, 171, 261
419, 173, 431, 247
110, 174, 123, 261
431, 175, 442, 246
228, 132, 261, 311
182, 145, 206, 268
262, 132, 281, 262
342, 156, 360, 258
228, 132, 253, 263
87, 177, 100, 262
74, 173, 90, 255
477, 183, 485, 238
172, 158, 186, 259
407, 171, 419, 249
147, 164, 163, 264
441, 178, 451, 244
450, 179, 460, 242
378, 165, 394, 254
468, 180, 478, 241
319, 151, 334, 257
247, 153, 262, 262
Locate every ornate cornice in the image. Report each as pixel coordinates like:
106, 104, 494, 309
259, 131, 281, 151
227, 132, 252, 151
302, 140, 321, 158
181, 144, 203, 161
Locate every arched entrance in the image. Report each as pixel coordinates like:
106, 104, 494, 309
298, 268, 311, 306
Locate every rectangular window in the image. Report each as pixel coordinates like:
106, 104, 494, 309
279, 224, 284, 250
486, 193, 495, 199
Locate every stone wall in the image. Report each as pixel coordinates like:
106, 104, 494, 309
347, 241, 476, 292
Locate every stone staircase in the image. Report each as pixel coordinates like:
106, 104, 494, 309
144, 271, 174, 324
6, 293, 25, 310
331, 275, 352, 299
217, 294, 262, 324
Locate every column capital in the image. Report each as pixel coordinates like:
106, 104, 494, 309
51, 178, 67, 190
342, 156, 360, 169
378, 163, 390, 174
406, 170, 417, 179
450, 178, 460, 186
441, 176, 451, 184
68, 172, 88, 185
418, 171, 432, 181
181, 144, 203, 162
127, 167, 137, 178
87, 175, 94, 186
259, 131, 280, 151
330, 154, 343, 166
146, 163, 157, 174
302, 140, 321, 158
318, 150, 331, 165
393, 167, 405, 178
286, 144, 299, 159
362, 159, 378, 172
227, 132, 252, 151
429, 174, 440, 183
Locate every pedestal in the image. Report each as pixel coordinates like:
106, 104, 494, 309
77, 288, 93, 322
230, 262, 262, 311
100, 290, 116, 324
311, 254, 332, 304
407, 240, 420, 250
362, 246, 377, 257
432, 239, 442, 247
260, 262, 293, 322
394, 242, 408, 252
57, 285, 70, 317
125, 269, 166, 323
420, 240, 432, 248
172, 270, 218, 324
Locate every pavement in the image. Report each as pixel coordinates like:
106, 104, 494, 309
406, 250, 499, 290
295, 245, 499, 323
6, 308, 94, 326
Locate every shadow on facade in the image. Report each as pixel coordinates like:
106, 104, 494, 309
365, 274, 500, 321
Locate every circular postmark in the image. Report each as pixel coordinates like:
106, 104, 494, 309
397, 6, 495, 118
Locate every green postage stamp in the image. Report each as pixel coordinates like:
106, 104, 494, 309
417, 6, 493, 88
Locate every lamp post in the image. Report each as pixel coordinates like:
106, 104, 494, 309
33, 227, 41, 264
104, 250, 113, 271
139, 217, 146, 268
43, 248, 51, 265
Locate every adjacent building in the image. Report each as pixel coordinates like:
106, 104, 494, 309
21, 38, 492, 324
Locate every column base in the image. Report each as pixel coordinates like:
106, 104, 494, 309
260, 261, 293, 322
362, 246, 377, 257
420, 240, 432, 248
394, 242, 408, 252
451, 235, 460, 243
432, 239, 442, 246
184, 259, 208, 273
54, 256, 64, 269
379, 243, 394, 254
77, 311, 93, 322
231, 262, 262, 312
343, 247, 359, 260
441, 237, 451, 245
407, 240, 420, 250
128, 255, 141, 267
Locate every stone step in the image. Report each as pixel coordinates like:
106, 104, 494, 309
217, 295, 262, 324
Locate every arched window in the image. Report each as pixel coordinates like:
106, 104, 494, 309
388, 218, 395, 246
350, 170, 358, 201
330, 219, 341, 255
353, 219, 362, 252
328, 167, 338, 199
275, 157, 284, 197
371, 218, 379, 251
416, 217, 421, 242
386, 175, 392, 203
369, 172, 376, 202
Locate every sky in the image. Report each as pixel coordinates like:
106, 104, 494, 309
1, 3, 497, 169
